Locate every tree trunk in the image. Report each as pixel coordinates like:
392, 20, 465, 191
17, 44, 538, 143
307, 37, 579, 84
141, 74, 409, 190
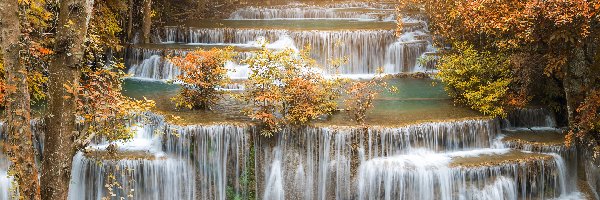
41, 0, 94, 200
0, 1, 42, 199
127, 0, 134, 42
142, 0, 152, 43
563, 46, 591, 128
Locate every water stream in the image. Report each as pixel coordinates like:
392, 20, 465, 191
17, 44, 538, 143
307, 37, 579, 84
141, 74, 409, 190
127, 2, 433, 80
0, 1, 597, 200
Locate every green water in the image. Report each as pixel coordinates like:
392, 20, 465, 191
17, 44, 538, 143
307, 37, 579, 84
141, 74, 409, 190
122, 78, 480, 126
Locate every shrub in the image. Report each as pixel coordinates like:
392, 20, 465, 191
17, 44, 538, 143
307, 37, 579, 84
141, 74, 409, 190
240, 46, 344, 137
169, 48, 234, 110
344, 69, 397, 125
436, 42, 513, 117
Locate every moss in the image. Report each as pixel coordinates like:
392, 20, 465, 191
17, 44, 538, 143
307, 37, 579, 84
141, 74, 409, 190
227, 141, 256, 200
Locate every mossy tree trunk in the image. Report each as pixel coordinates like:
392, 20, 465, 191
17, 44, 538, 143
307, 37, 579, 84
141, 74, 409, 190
41, 0, 94, 199
0, 0, 42, 199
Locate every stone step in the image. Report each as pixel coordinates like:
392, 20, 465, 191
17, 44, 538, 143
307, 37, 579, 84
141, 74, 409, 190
500, 128, 571, 155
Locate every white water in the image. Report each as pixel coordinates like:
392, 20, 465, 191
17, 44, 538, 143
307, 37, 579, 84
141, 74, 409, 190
0, 110, 588, 199
229, 6, 396, 21
1, 2, 595, 199
503, 108, 558, 129
68, 152, 196, 200
0, 154, 12, 200
129, 2, 433, 80
263, 147, 285, 200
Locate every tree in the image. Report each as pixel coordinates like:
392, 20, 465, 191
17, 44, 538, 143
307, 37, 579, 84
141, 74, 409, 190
0, 0, 42, 199
435, 42, 513, 117
345, 71, 397, 126
142, 0, 152, 43
240, 46, 344, 137
398, 0, 600, 151
169, 48, 233, 110
41, 0, 95, 199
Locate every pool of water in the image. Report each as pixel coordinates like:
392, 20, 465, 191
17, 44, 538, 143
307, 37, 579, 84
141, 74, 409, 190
122, 78, 481, 126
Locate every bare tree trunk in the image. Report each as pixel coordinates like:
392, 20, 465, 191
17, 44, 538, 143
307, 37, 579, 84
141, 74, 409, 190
0, 1, 42, 199
142, 0, 152, 43
41, 0, 94, 200
127, 0, 134, 42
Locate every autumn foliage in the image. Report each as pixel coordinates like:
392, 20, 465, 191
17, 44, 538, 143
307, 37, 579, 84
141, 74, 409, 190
399, 0, 600, 152
77, 62, 156, 144
567, 90, 600, 155
344, 70, 397, 125
169, 48, 234, 110
240, 46, 344, 137
435, 42, 513, 117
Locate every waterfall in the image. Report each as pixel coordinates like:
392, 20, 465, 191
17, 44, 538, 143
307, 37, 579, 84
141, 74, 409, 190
227, 1, 397, 20
126, 46, 253, 80
356, 149, 567, 200
229, 7, 395, 20
126, 47, 185, 80
65, 112, 253, 200
127, 55, 180, 80
127, 0, 434, 80
263, 147, 285, 200
364, 119, 500, 155
0, 152, 12, 200
384, 41, 429, 73
134, 27, 430, 78
255, 119, 502, 200
503, 108, 557, 128
68, 152, 196, 200
162, 124, 252, 200
462, 177, 517, 200
0, 110, 588, 199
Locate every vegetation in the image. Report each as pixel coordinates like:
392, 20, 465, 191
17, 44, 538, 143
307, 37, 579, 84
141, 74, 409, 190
227, 144, 256, 200
344, 70, 397, 125
569, 90, 600, 157
436, 42, 513, 117
1, 0, 42, 198
240, 46, 344, 137
398, 0, 600, 154
169, 48, 234, 110
0, 0, 154, 199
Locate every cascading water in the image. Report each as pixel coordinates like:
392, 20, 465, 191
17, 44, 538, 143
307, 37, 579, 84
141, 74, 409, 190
356, 149, 564, 200
68, 153, 196, 200
255, 119, 510, 200
0, 109, 588, 199
503, 108, 557, 128
68, 113, 253, 200
229, 2, 396, 20
162, 123, 252, 200
127, 2, 434, 80
128, 55, 180, 80
131, 27, 430, 77
3, 1, 596, 199
0, 152, 12, 200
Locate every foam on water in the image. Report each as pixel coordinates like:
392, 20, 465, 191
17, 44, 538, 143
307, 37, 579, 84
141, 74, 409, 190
68, 152, 195, 200
357, 149, 567, 200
